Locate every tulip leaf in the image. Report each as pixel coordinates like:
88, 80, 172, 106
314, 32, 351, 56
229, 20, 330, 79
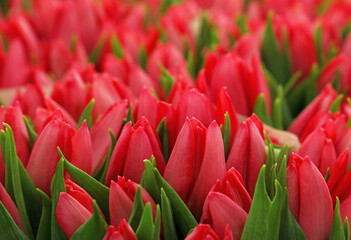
0, 0, 7, 18
94, 129, 117, 183
154, 168, 198, 238
2, 124, 35, 239
139, 47, 147, 70
330, 94, 344, 113
129, 186, 145, 231
153, 205, 161, 240
141, 159, 161, 203
157, 118, 170, 163
272, 86, 284, 129
161, 188, 178, 240
111, 34, 124, 59
50, 159, 68, 240
159, 64, 175, 99
314, 24, 324, 65
23, 116, 37, 148
0, 129, 14, 199
135, 203, 154, 240
279, 188, 306, 240
344, 218, 350, 240
241, 166, 285, 240
36, 189, 52, 240
89, 35, 106, 63
0, 201, 29, 240
77, 99, 95, 130
63, 158, 110, 222
222, 112, 231, 160
329, 198, 347, 240
71, 200, 108, 240
254, 94, 272, 126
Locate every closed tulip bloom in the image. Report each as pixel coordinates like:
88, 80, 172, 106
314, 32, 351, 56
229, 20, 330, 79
164, 118, 226, 219
26, 119, 92, 194
103, 221, 137, 240
0, 182, 24, 232
226, 114, 266, 196
287, 154, 333, 240
109, 177, 156, 227
105, 118, 165, 184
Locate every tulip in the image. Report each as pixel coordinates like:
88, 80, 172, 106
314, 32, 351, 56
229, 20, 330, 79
26, 118, 92, 194
184, 224, 220, 240
342, 33, 351, 60
105, 117, 165, 184
109, 177, 156, 227
201, 168, 250, 239
163, 118, 226, 219
289, 85, 337, 138
0, 182, 24, 232
287, 154, 333, 240
56, 179, 103, 238
226, 114, 266, 196
103, 221, 137, 240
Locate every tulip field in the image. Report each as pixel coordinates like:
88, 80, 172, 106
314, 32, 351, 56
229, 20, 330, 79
1, 0, 351, 239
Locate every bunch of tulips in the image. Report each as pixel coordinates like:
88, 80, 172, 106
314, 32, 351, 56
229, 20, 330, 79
1, 0, 351, 239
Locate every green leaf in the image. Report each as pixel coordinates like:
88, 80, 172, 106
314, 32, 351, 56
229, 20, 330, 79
36, 189, 52, 240
330, 94, 344, 113
111, 34, 124, 59
71, 201, 108, 240
153, 205, 161, 240
89, 35, 107, 63
279, 188, 306, 240
272, 95, 283, 130
329, 198, 346, 239
50, 159, 67, 240
77, 99, 95, 130
0, 129, 13, 199
94, 130, 117, 183
241, 166, 284, 240
129, 186, 145, 231
344, 218, 350, 240
63, 158, 110, 222
0, 0, 8, 18
139, 47, 147, 70
195, 15, 213, 76
141, 159, 161, 203
159, 64, 175, 99
3, 124, 35, 239
23, 116, 37, 148
154, 168, 197, 238
136, 203, 154, 240
157, 118, 170, 163
314, 24, 324, 65
222, 112, 231, 160
254, 94, 272, 126
0, 201, 29, 240
161, 188, 178, 240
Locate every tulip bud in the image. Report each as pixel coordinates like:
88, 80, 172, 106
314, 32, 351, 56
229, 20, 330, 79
103, 221, 137, 240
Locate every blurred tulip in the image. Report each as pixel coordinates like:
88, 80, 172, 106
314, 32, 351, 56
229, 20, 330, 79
105, 118, 165, 184
103, 221, 137, 240
164, 118, 226, 219
26, 119, 92, 194
109, 177, 156, 227
287, 154, 333, 240
226, 114, 266, 196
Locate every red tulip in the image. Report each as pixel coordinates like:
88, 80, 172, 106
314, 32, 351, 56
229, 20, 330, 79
226, 114, 266, 196
0, 182, 24, 232
164, 119, 226, 219
109, 177, 156, 227
185, 224, 220, 240
56, 179, 103, 238
26, 119, 92, 194
103, 221, 137, 240
287, 154, 333, 240
90, 100, 129, 174
105, 118, 165, 184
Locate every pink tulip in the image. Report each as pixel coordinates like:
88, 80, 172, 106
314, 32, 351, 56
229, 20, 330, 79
201, 168, 250, 239
90, 100, 129, 174
0, 182, 24, 232
26, 119, 92, 194
289, 85, 337, 138
103, 221, 137, 240
287, 154, 333, 240
164, 119, 226, 219
57, 179, 103, 238
185, 224, 220, 240
109, 177, 156, 227
226, 114, 266, 196
105, 118, 165, 184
